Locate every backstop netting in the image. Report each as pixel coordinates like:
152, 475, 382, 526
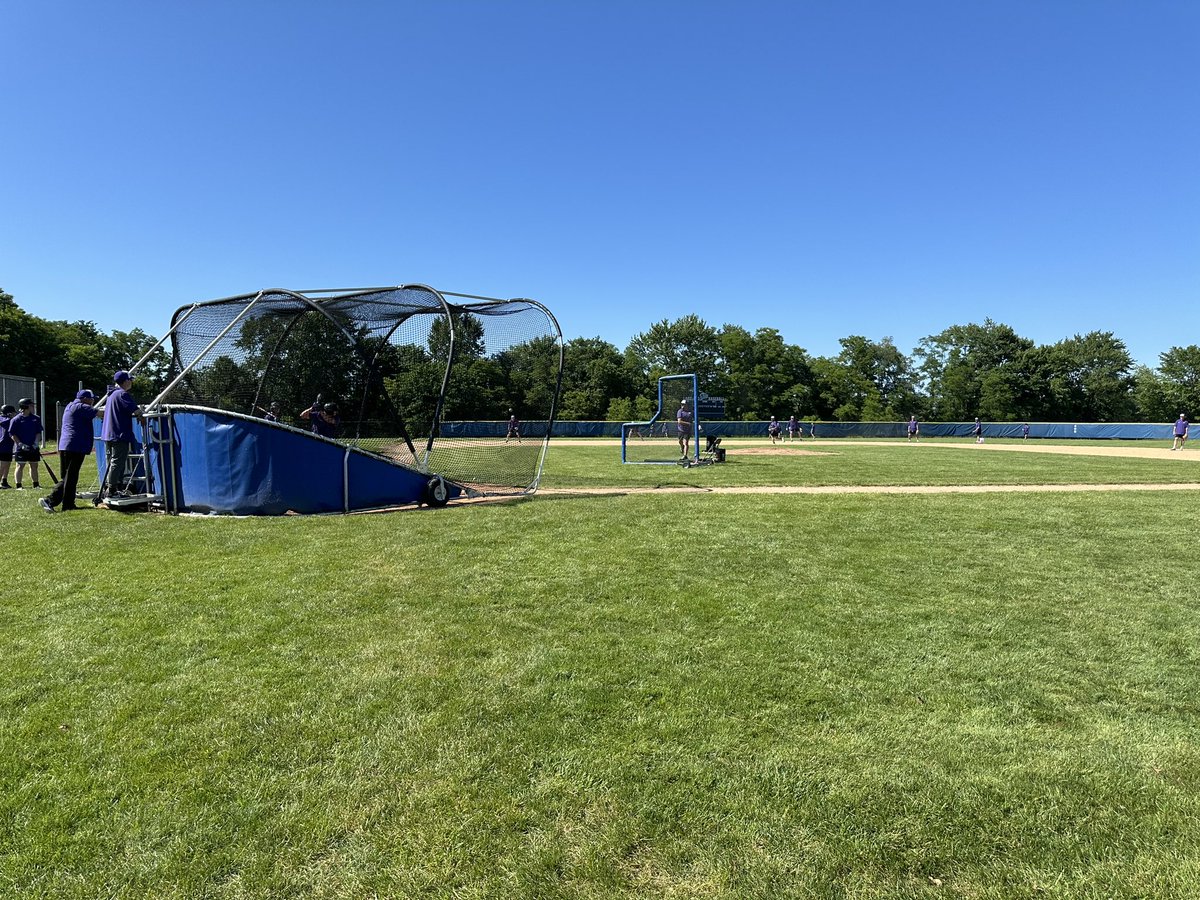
149, 285, 563, 496
622, 374, 700, 464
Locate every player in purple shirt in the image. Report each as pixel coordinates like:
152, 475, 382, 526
255, 402, 281, 422
99, 370, 140, 499
1172, 414, 1189, 451
41, 390, 98, 513
299, 400, 342, 439
787, 415, 799, 441
1022, 422, 1030, 440
0, 403, 15, 488
676, 399, 693, 457
505, 410, 522, 444
767, 416, 781, 444
973, 417, 983, 443
907, 416, 919, 441
8, 399, 44, 488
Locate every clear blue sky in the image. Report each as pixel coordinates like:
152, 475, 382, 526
2, 1, 1196, 368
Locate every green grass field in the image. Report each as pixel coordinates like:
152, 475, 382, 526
4, 442, 1200, 898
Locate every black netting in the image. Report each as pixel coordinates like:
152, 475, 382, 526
154, 286, 562, 495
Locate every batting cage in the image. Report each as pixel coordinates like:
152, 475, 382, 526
101, 285, 563, 515
622, 374, 701, 464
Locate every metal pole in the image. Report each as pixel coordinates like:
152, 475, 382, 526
95, 303, 201, 413
144, 296, 263, 410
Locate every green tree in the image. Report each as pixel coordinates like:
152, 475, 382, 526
499, 335, 562, 421
605, 397, 634, 422
1150, 345, 1200, 420
559, 337, 634, 420
915, 320, 1033, 420
1047, 332, 1135, 421
717, 325, 813, 419
429, 312, 486, 362
812, 336, 919, 421
0, 291, 67, 393
384, 345, 444, 440
234, 309, 364, 417
625, 315, 722, 392
1132, 365, 1172, 422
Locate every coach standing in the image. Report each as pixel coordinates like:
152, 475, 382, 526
1172, 414, 1189, 451
40, 390, 98, 513
100, 370, 139, 499
676, 398, 693, 458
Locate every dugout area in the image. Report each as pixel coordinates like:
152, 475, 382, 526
97, 285, 563, 515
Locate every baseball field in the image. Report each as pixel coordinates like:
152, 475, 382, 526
5, 437, 1199, 898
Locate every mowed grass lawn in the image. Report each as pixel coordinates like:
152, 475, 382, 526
3, 444, 1200, 898
546, 438, 1200, 489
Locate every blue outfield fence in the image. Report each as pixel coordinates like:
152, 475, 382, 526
442, 421, 1180, 440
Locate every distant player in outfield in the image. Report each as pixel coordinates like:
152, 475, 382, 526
767, 416, 781, 444
505, 410, 522, 444
810, 420, 818, 439
787, 415, 799, 441
676, 399, 693, 457
1022, 422, 1030, 440
973, 417, 983, 443
1172, 414, 1189, 450
907, 416, 919, 441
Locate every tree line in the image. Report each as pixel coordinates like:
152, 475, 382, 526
3, 289, 1196, 423
565, 316, 1198, 423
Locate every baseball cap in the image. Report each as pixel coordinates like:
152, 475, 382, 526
113, 370, 131, 383
77, 389, 95, 400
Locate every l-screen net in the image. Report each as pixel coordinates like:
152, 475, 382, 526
622, 374, 699, 464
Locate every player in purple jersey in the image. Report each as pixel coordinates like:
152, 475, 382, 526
8, 399, 44, 488
676, 399, 693, 457
787, 415, 799, 441
1172, 414, 1189, 450
767, 416, 781, 444
973, 417, 983, 443
300, 400, 341, 438
907, 416, 919, 441
41, 390, 98, 513
1022, 422, 1030, 440
505, 410, 522, 443
99, 371, 141, 500
0, 403, 15, 488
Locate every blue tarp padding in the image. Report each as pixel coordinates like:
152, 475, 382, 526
97, 410, 460, 515
444, 421, 1179, 440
